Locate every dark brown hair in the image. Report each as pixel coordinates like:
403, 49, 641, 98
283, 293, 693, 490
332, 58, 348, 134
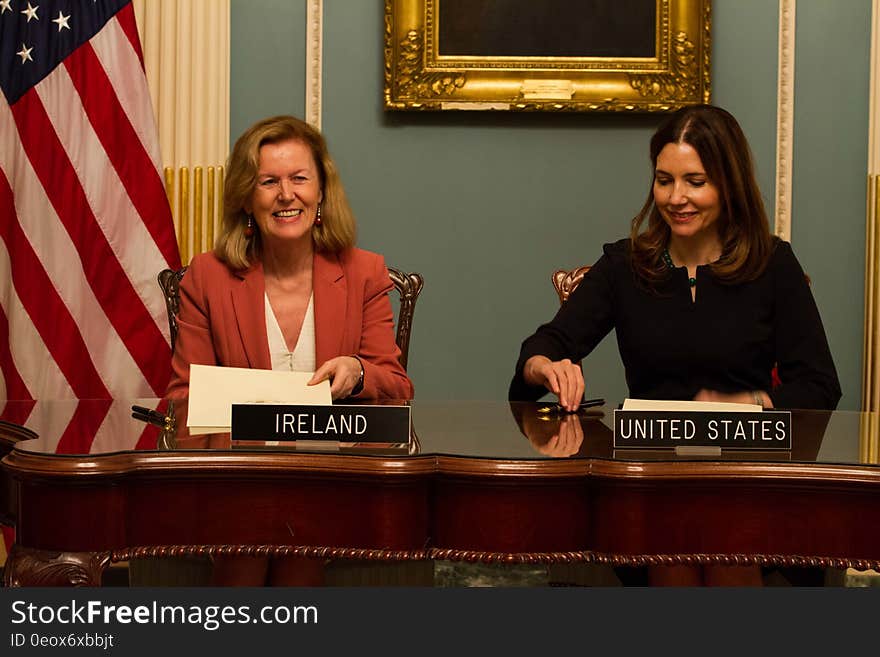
215, 115, 356, 269
630, 104, 774, 285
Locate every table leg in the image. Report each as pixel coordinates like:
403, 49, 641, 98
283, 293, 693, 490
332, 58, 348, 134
3, 544, 111, 587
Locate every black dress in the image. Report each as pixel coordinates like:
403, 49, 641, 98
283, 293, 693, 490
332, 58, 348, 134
510, 238, 841, 410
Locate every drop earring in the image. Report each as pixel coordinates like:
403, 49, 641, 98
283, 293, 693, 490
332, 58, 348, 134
315, 203, 322, 226
244, 214, 254, 237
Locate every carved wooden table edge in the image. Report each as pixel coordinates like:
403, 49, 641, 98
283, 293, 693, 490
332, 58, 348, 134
0, 451, 591, 480
3, 545, 112, 587
0, 419, 38, 444
10, 449, 880, 484
0, 450, 441, 479
425, 549, 880, 570
111, 544, 433, 562
8, 544, 879, 586
120, 546, 875, 569
587, 459, 880, 485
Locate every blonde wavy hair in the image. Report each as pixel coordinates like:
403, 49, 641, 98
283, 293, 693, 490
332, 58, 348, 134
215, 115, 356, 269
630, 105, 774, 287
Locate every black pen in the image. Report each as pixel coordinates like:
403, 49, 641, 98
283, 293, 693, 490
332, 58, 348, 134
131, 405, 172, 428
537, 398, 605, 415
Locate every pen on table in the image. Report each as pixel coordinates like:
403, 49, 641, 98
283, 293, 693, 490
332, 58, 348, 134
131, 405, 173, 428
536, 398, 605, 415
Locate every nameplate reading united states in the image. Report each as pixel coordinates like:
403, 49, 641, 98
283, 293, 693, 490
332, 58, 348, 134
613, 410, 792, 450
231, 404, 411, 443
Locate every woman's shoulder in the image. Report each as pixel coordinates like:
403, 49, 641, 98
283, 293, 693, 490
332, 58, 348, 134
339, 246, 385, 264
184, 251, 245, 285
558, 239, 630, 284
767, 236, 804, 270
335, 247, 390, 275
328, 248, 394, 297
188, 251, 230, 272
596, 238, 632, 269
601, 238, 632, 257
764, 236, 812, 285
769, 235, 795, 259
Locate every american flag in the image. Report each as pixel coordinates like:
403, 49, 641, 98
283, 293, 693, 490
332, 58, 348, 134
0, 396, 168, 561
0, 0, 181, 406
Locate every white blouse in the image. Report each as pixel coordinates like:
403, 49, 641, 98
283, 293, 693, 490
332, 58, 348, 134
265, 292, 316, 372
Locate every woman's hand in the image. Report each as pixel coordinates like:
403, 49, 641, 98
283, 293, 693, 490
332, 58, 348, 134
523, 355, 584, 411
694, 389, 773, 408
309, 356, 363, 400
519, 408, 584, 457
535, 414, 584, 457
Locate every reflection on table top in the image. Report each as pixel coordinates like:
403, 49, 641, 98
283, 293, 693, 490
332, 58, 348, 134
0, 398, 879, 468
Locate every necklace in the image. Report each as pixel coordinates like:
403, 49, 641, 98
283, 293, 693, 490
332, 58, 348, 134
662, 249, 696, 287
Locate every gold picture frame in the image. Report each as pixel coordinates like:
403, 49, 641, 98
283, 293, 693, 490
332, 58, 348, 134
384, 0, 711, 112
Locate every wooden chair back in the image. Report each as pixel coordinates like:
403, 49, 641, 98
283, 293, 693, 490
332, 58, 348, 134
551, 265, 591, 305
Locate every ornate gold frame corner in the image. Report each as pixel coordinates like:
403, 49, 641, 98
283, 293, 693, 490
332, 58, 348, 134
384, 0, 711, 113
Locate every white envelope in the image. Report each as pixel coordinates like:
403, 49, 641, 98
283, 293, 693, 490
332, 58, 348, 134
186, 364, 332, 430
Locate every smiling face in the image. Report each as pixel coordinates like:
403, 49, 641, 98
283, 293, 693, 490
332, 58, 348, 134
245, 138, 323, 250
653, 142, 721, 243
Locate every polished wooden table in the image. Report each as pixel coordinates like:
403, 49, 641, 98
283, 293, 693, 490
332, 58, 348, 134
2, 399, 880, 586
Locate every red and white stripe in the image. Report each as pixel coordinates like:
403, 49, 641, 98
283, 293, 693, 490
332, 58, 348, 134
0, 3, 180, 402
0, 397, 161, 457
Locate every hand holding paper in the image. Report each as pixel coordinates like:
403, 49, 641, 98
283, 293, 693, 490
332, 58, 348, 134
187, 364, 332, 431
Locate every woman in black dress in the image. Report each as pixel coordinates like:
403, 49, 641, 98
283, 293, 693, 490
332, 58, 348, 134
511, 104, 840, 414
509, 105, 841, 586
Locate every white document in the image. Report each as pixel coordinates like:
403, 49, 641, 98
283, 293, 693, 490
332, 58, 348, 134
622, 398, 761, 412
187, 364, 332, 430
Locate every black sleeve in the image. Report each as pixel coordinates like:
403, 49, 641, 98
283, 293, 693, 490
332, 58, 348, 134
769, 242, 842, 410
508, 247, 617, 400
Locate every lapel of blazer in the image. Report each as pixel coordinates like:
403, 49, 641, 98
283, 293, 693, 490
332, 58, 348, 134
314, 250, 346, 366
231, 262, 272, 369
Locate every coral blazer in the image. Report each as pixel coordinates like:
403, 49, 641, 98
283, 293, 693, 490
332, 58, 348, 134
166, 248, 413, 400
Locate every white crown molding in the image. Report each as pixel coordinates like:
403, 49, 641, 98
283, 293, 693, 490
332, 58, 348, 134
774, 0, 796, 241
305, 0, 323, 129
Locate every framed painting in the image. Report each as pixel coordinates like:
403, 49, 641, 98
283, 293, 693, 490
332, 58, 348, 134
384, 0, 711, 112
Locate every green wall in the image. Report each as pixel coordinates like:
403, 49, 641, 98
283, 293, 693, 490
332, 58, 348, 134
790, 1, 871, 413
231, 1, 871, 410
230, 0, 306, 133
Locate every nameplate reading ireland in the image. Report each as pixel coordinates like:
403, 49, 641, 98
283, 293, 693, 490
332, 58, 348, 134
613, 410, 792, 450
231, 404, 411, 443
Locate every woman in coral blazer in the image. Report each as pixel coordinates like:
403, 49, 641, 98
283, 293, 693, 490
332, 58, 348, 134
166, 115, 412, 402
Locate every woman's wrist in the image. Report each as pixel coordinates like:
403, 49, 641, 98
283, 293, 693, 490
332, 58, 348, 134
350, 355, 365, 395
523, 356, 550, 386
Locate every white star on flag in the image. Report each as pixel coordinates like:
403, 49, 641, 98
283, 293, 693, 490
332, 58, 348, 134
20, 2, 38, 23
0, 0, 181, 404
16, 43, 33, 63
0, 0, 13, 16
51, 10, 70, 32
